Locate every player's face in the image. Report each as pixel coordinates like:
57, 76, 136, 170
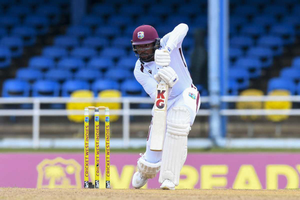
136, 43, 155, 61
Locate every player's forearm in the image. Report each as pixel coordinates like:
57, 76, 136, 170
165, 23, 189, 52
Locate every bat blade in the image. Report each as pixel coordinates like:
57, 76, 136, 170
150, 81, 169, 151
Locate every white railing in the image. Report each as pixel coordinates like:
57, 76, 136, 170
0, 96, 300, 149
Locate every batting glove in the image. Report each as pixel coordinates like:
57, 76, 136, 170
155, 48, 171, 66
157, 66, 179, 88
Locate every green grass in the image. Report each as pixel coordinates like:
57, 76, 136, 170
2, 148, 300, 153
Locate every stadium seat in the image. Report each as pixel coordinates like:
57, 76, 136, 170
120, 79, 144, 96
12, 26, 37, 46
240, 24, 265, 40
101, 47, 127, 62
112, 36, 132, 50
136, 15, 161, 27
229, 48, 243, 65
292, 5, 300, 16
178, 4, 200, 16
257, 36, 283, 56
7, 5, 31, 20
95, 26, 119, 39
44, 69, 72, 83
24, 15, 49, 35
81, 15, 104, 30
270, 24, 295, 45
233, 5, 259, 19
42, 46, 68, 62
230, 36, 254, 52
0, 16, 20, 31
282, 15, 300, 36
57, 57, 85, 72
92, 79, 119, 95
263, 5, 288, 20
227, 79, 239, 96
16, 68, 43, 83
165, 15, 191, 27
92, 4, 116, 17
148, 5, 172, 17
244, 0, 271, 7
0, 36, 23, 58
82, 37, 109, 52
66, 25, 91, 40
292, 56, 300, 68
116, 56, 136, 71
247, 47, 273, 68
95, 90, 121, 122
87, 57, 114, 72
228, 68, 250, 90
66, 90, 94, 123
2, 79, 30, 97
70, 47, 97, 62
32, 80, 60, 97
0, 27, 7, 38
29, 56, 55, 71
107, 15, 132, 28
54, 35, 79, 51
252, 15, 277, 31
230, 16, 248, 34
280, 67, 300, 84
267, 78, 296, 94
0, 46, 11, 68
74, 69, 102, 83
20, 0, 42, 9
36, 5, 61, 25
234, 57, 262, 79
61, 80, 90, 97
120, 4, 144, 17
49, 0, 70, 14
105, 68, 132, 83
156, 24, 174, 37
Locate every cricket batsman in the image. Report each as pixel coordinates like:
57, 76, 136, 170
131, 23, 201, 190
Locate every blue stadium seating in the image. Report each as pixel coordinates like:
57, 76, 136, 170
74, 69, 102, 83
120, 4, 144, 17
283, 15, 300, 35
116, 56, 136, 71
263, 5, 288, 20
292, 5, 300, 16
29, 56, 55, 71
49, 0, 70, 14
81, 15, 104, 30
108, 15, 132, 27
0, 36, 23, 58
252, 15, 277, 30
234, 57, 262, 79
257, 36, 283, 56
148, 5, 172, 17
32, 80, 60, 97
66, 25, 91, 40
95, 26, 119, 39
42, 46, 68, 62
92, 4, 116, 17
230, 36, 254, 51
54, 35, 79, 51
105, 68, 132, 83
156, 24, 174, 36
45, 69, 72, 83
8, 5, 31, 19
92, 79, 119, 95
230, 16, 248, 35
280, 67, 300, 84
0, 16, 20, 31
61, 80, 90, 97
112, 36, 132, 50
36, 5, 61, 25
12, 26, 37, 46
20, 0, 42, 8
227, 79, 239, 96
228, 68, 250, 90
136, 16, 161, 27
270, 24, 296, 45
71, 47, 97, 62
165, 15, 191, 27
58, 57, 85, 72
120, 79, 144, 96
87, 57, 114, 72
0, 46, 11, 68
0, 27, 7, 38
247, 47, 273, 68
101, 47, 127, 62
24, 15, 49, 35
82, 37, 109, 52
244, 0, 272, 6
229, 48, 243, 65
233, 5, 259, 18
268, 78, 297, 94
2, 79, 30, 97
240, 24, 265, 40
16, 68, 43, 83
178, 4, 200, 16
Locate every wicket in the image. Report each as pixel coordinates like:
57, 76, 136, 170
84, 106, 111, 189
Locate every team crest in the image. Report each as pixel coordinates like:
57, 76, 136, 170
137, 31, 144, 39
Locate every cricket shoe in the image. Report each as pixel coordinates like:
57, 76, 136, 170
160, 179, 175, 190
132, 171, 148, 189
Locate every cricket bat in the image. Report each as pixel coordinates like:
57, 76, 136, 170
150, 79, 169, 151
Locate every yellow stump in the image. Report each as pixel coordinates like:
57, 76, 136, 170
94, 108, 100, 188
83, 108, 89, 188
105, 108, 111, 189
